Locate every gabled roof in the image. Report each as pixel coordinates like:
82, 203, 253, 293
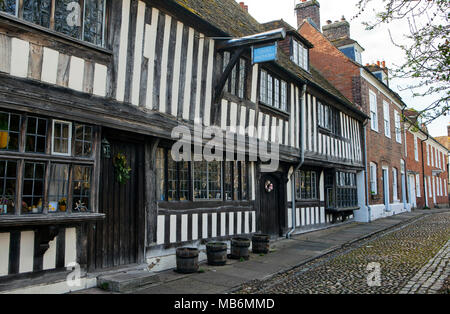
171, 0, 366, 119
262, 19, 314, 48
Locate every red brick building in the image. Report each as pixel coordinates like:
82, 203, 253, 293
297, 0, 410, 221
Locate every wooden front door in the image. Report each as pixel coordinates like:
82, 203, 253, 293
259, 174, 281, 236
93, 132, 145, 269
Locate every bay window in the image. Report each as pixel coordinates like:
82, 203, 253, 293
156, 147, 250, 202
291, 39, 309, 71
336, 172, 357, 208
0, 109, 95, 216
1, 0, 107, 47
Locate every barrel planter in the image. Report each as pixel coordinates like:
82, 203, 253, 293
230, 237, 250, 260
175, 247, 199, 274
206, 242, 228, 266
252, 234, 270, 254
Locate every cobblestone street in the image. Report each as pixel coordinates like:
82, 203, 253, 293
236, 211, 450, 294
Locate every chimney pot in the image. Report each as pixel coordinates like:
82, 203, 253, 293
377, 61, 381, 67
341, 15, 346, 21
239, 2, 245, 9
326, 20, 332, 24
382, 61, 386, 68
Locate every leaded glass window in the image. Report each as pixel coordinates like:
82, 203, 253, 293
75, 124, 93, 157
72, 165, 91, 212
25, 116, 47, 153
0, 0, 16, 16
22, 162, 46, 214
23, 0, 51, 28
0, 159, 16, 215
48, 163, 69, 212
0, 111, 20, 151
52, 120, 72, 156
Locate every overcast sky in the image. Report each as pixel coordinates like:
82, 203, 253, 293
238, 0, 448, 137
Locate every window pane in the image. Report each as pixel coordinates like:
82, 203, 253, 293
238, 58, 246, 98
23, 0, 51, 28
0, 160, 16, 215
208, 161, 221, 200
167, 157, 177, 201
241, 162, 248, 200
0, 111, 20, 151
179, 162, 189, 201
156, 148, 165, 201
26, 116, 47, 153
72, 165, 91, 212
53, 121, 71, 155
48, 164, 69, 212
83, 0, 105, 46
224, 161, 233, 201
55, 0, 82, 39
75, 124, 93, 157
0, 0, 16, 15
193, 161, 207, 200
233, 161, 239, 201
22, 162, 46, 214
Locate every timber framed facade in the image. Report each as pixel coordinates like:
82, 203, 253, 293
0, 0, 367, 292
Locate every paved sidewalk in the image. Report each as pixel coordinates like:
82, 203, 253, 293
76, 208, 448, 294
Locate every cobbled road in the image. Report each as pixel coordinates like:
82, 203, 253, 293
235, 211, 450, 294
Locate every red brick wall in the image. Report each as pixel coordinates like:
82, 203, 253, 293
405, 130, 425, 208
299, 22, 406, 207
422, 141, 449, 207
299, 22, 360, 105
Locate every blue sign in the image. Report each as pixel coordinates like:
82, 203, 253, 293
252, 43, 278, 64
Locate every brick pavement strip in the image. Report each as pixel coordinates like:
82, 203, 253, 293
235, 212, 450, 294
399, 239, 450, 294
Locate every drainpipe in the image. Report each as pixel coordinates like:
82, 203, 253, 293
363, 120, 371, 222
420, 132, 429, 207
286, 84, 307, 238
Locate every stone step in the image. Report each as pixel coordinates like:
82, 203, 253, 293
97, 270, 162, 293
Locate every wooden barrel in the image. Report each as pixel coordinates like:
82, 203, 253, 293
252, 234, 270, 254
206, 242, 227, 266
176, 247, 199, 273
230, 237, 250, 259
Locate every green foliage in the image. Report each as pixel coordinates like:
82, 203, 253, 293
353, 0, 449, 125
113, 152, 132, 185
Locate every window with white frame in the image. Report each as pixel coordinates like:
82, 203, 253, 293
439, 178, 443, 196
291, 39, 309, 71
0, 0, 107, 46
52, 120, 72, 156
415, 174, 421, 197
427, 144, 430, 165
445, 179, 447, 196
392, 168, 398, 201
394, 111, 401, 143
431, 147, 435, 166
414, 136, 419, 161
370, 162, 377, 195
369, 91, 378, 131
383, 101, 390, 137
428, 176, 432, 197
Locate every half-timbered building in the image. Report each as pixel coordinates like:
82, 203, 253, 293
0, 0, 367, 292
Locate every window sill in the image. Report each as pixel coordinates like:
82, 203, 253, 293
0, 12, 112, 62
258, 102, 290, 119
0, 212, 105, 227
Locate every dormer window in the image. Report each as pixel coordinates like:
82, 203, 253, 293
292, 39, 309, 71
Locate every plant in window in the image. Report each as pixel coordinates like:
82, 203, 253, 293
113, 152, 132, 185
58, 197, 67, 212
0, 117, 9, 149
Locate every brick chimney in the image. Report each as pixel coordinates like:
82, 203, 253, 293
239, 2, 248, 12
295, 0, 321, 31
322, 16, 350, 41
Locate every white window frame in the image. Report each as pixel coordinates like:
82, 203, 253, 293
394, 111, 401, 143
428, 176, 432, 197
415, 174, 421, 197
392, 168, 398, 201
445, 179, 448, 196
51, 120, 72, 157
383, 101, 390, 138
426, 144, 430, 165
369, 90, 378, 132
414, 136, 419, 162
370, 162, 377, 195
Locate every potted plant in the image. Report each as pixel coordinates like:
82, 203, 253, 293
58, 197, 67, 212
0, 116, 9, 149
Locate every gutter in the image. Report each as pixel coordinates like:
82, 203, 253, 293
286, 83, 307, 238
419, 130, 430, 207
